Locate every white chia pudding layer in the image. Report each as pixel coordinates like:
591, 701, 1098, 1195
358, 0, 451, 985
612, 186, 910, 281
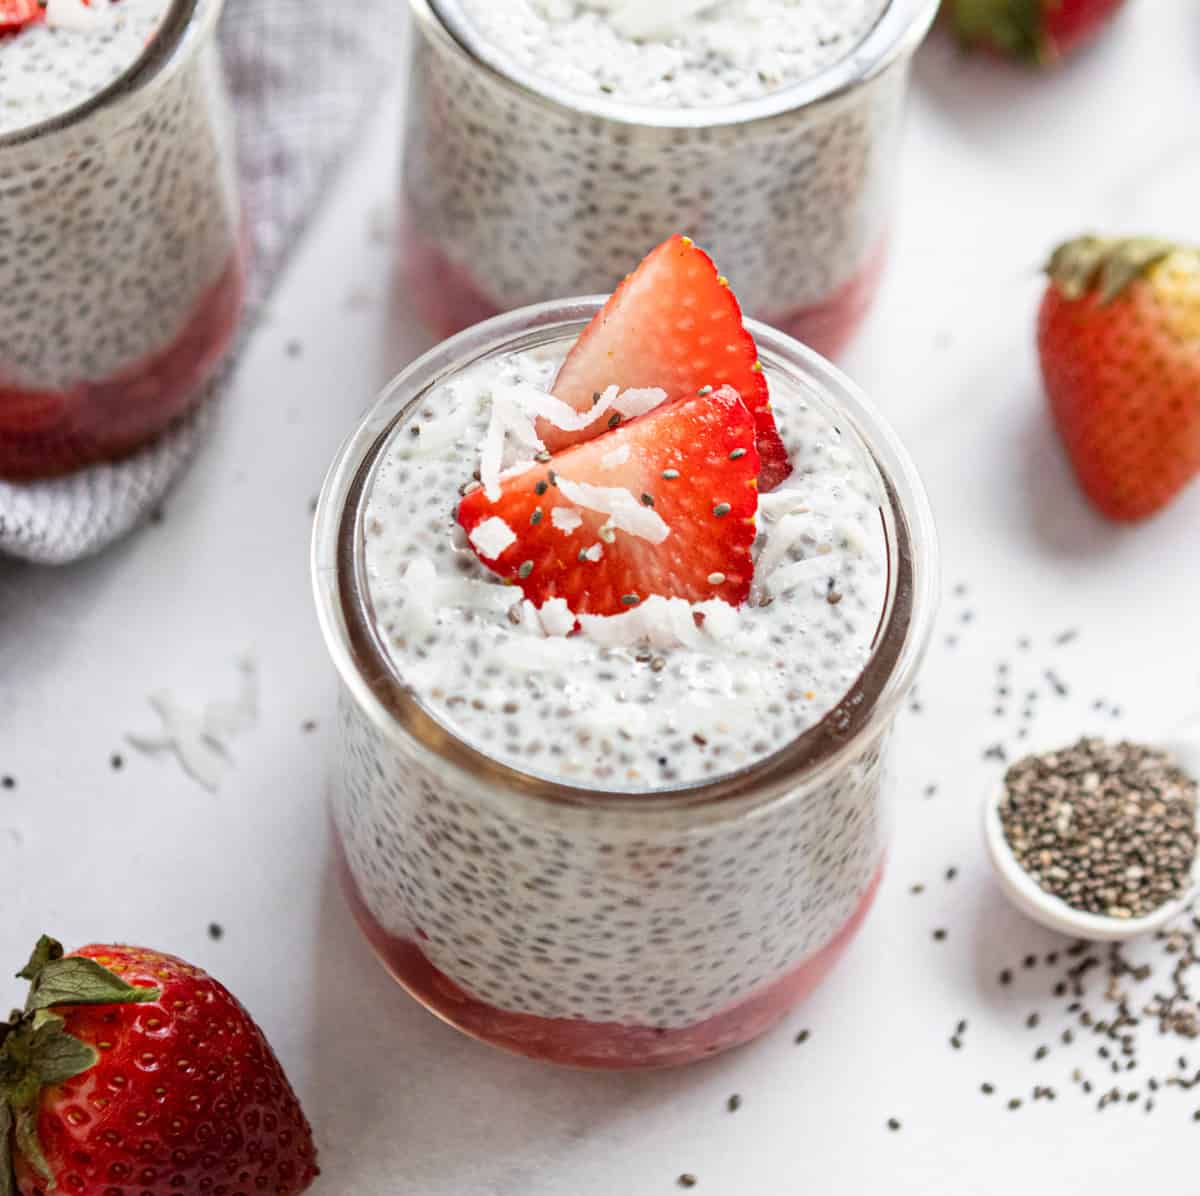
0, 0, 240, 390
331, 340, 895, 1032
363, 346, 886, 787
403, 0, 923, 333
0, 0, 170, 137
445, 0, 891, 109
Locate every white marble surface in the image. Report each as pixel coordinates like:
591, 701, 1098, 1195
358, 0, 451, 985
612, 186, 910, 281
3, 4, 1200, 1192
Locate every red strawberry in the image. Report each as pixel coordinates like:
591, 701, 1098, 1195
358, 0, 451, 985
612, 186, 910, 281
458, 385, 759, 616
1, 936, 318, 1196
0, 0, 44, 35
946, 0, 1126, 65
547, 234, 792, 492
1037, 235, 1200, 522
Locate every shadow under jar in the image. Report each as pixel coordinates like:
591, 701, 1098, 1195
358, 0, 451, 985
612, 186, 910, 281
0, 0, 245, 480
399, 0, 937, 359
312, 300, 938, 1069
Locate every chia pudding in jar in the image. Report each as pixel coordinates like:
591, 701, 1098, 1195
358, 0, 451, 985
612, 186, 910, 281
400, 0, 937, 356
313, 242, 937, 1068
0, 0, 245, 479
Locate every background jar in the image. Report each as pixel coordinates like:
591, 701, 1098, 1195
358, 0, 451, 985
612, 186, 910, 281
0, 0, 245, 480
312, 300, 938, 1069
399, 0, 937, 358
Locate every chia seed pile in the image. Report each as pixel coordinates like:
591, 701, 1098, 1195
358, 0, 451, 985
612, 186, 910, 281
1000, 738, 1198, 919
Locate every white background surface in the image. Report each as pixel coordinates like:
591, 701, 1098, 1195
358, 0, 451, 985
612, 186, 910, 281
3, 4, 1200, 1192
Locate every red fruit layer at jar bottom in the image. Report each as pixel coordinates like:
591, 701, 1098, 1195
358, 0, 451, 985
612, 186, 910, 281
397, 225, 888, 363
0, 247, 247, 480
338, 840, 883, 1069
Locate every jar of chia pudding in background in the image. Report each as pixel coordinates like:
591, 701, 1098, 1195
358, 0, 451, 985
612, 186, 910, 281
0, 0, 245, 480
398, 0, 937, 358
312, 298, 938, 1069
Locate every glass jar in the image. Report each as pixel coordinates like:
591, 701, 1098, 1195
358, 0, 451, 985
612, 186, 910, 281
398, 0, 937, 358
312, 300, 938, 1069
0, 0, 245, 480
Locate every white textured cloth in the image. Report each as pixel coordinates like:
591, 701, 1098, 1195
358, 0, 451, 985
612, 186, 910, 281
0, 0, 406, 565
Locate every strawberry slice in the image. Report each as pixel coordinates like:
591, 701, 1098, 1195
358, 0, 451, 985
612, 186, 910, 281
458, 385, 759, 616
547, 234, 792, 492
0, 0, 45, 34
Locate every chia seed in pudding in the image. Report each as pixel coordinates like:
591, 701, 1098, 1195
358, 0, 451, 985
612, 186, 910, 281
400, 0, 935, 355
322, 307, 936, 1068
0, 0, 245, 479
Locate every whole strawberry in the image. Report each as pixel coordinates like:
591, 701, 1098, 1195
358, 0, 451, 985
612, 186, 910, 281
0, 937, 318, 1196
1037, 235, 1200, 522
947, 0, 1126, 65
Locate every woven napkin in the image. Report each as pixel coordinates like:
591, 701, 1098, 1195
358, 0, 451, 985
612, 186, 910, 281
0, 0, 406, 565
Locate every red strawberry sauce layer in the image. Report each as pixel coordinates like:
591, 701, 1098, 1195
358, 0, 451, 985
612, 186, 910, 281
397, 220, 887, 364
0, 245, 246, 480
338, 839, 883, 1069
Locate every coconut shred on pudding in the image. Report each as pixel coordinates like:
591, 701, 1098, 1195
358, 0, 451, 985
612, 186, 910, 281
443, 0, 891, 108
364, 236, 886, 788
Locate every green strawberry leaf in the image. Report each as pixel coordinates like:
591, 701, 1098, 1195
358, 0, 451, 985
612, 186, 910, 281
26, 957, 159, 1014
25, 1013, 97, 1088
13, 1105, 51, 1186
16, 937, 63, 983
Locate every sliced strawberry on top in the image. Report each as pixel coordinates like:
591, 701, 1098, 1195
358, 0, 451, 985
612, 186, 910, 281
546, 234, 792, 492
0, 0, 45, 34
458, 385, 759, 616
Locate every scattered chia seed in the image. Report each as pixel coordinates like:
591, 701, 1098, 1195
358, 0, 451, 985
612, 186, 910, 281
1044, 670, 1069, 697
110, 753, 124, 770
678, 1175, 697, 1189
933, 928, 947, 942
1055, 629, 1079, 645
999, 970, 1013, 986
886, 1118, 901, 1132
535, 480, 548, 496
285, 339, 303, 358
207, 923, 223, 941
301, 719, 318, 733
729, 447, 747, 460
641, 493, 655, 507
984, 744, 1007, 763
1008, 1099, 1022, 1110
946, 867, 958, 882
910, 884, 925, 895
795, 1029, 810, 1045
1027, 1013, 1040, 1029
999, 738, 1198, 919
712, 502, 732, 518
1, 776, 14, 789
726, 1094, 742, 1113
981, 1083, 994, 1094
662, 469, 680, 480
518, 561, 534, 579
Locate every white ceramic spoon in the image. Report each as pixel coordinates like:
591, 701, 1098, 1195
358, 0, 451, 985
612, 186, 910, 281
983, 724, 1200, 943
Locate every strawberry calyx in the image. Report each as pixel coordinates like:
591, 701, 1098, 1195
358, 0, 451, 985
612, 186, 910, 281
0, 937, 160, 1196
948, 0, 1045, 62
1046, 235, 1179, 304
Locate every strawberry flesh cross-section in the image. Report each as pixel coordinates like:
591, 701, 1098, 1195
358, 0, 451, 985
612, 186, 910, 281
457, 385, 760, 617
547, 235, 792, 492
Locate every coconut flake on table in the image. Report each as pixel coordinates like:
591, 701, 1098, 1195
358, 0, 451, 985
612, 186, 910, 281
556, 478, 669, 543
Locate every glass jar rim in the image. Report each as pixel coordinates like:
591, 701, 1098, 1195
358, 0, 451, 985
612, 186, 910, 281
312, 298, 940, 815
0, 0, 217, 151
413, 0, 938, 131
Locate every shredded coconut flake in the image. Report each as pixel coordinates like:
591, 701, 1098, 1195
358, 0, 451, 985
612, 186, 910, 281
556, 478, 670, 544
600, 443, 631, 469
550, 506, 584, 533
612, 386, 668, 419
583, 544, 603, 562
609, 0, 722, 42
537, 598, 577, 637
45, 0, 113, 30
469, 516, 517, 560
